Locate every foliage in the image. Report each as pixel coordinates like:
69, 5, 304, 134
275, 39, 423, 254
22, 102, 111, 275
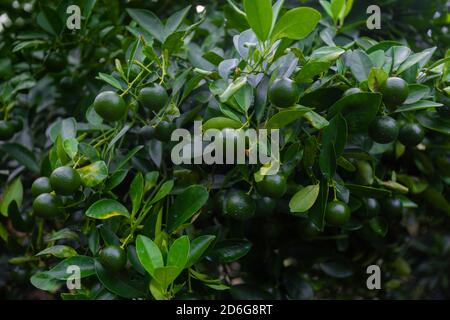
0, 0, 449, 300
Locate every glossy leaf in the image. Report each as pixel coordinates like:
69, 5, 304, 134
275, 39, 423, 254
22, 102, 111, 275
85, 199, 130, 220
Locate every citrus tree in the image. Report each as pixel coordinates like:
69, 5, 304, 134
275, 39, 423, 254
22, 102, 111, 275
1, 0, 449, 300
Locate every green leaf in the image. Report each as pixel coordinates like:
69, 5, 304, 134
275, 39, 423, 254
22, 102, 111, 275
31, 272, 62, 292
127, 8, 165, 42
397, 47, 436, 74
167, 236, 190, 270
347, 50, 373, 82
394, 100, 443, 113
303, 111, 330, 129
310, 46, 346, 62
320, 142, 336, 179
329, 92, 382, 133
63, 138, 78, 160
47, 256, 95, 280
97, 73, 124, 90
149, 180, 174, 205
36, 245, 77, 258
136, 235, 164, 278
49, 118, 77, 142
368, 68, 388, 92
295, 61, 330, 84
167, 185, 209, 233
77, 161, 108, 187
0, 143, 39, 173
0, 178, 23, 217
95, 260, 144, 299
271, 8, 321, 41
207, 239, 252, 263
165, 6, 191, 36
308, 177, 329, 231
243, 0, 272, 42
322, 113, 347, 157
289, 184, 320, 213
331, 0, 346, 22
266, 105, 311, 129
369, 216, 388, 237
115, 145, 144, 171
130, 173, 144, 216
320, 259, 353, 278
153, 266, 180, 291
404, 84, 430, 104
187, 235, 216, 268
417, 112, 450, 135
345, 184, 391, 198
86, 199, 130, 220
202, 117, 243, 131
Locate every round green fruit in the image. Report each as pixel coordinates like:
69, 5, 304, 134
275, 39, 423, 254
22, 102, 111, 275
93, 91, 127, 122
268, 78, 300, 108
369, 116, 399, 144
50, 166, 81, 196
138, 85, 168, 112
383, 197, 403, 217
45, 53, 66, 72
31, 177, 53, 197
0, 120, 15, 140
380, 77, 409, 108
253, 194, 277, 217
363, 197, 380, 219
301, 220, 321, 239
10, 118, 23, 132
99, 245, 127, 273
325, 201, 351, 227
154, 121, 176, 141
256, 174, 287, 199
398, 123, 425, 147
225, 190, 255, 220
33, 193, 60, 218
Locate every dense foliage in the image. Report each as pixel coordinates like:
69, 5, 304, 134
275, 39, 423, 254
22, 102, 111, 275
0, 0, 449, 300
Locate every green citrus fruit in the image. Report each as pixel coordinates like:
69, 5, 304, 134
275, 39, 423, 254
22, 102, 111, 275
138, 84, 168, 112
383, 197, 403, 217
362, 197, 380, 219
60, 76, 75, 92
93, 91, 127, 122
50, 166, 81, 196
10, 118, 23, 132
256, 174, 287, 199
398, 123, 425, 147
369, 116, 399, 144
268, 78, 300, 108
99, 245, 127, 272
301, 220, 321, 239
325, 200, 351, 227
33, 193, 60, 218
31, 177, 53, 197
155, 121, 176, 141
45, 53, 66, 72
343, 87, 363, 97
225, 190, 255, 220
0, 120, 15, 140
380, 77, 409, 108
253, 193, 277, 217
